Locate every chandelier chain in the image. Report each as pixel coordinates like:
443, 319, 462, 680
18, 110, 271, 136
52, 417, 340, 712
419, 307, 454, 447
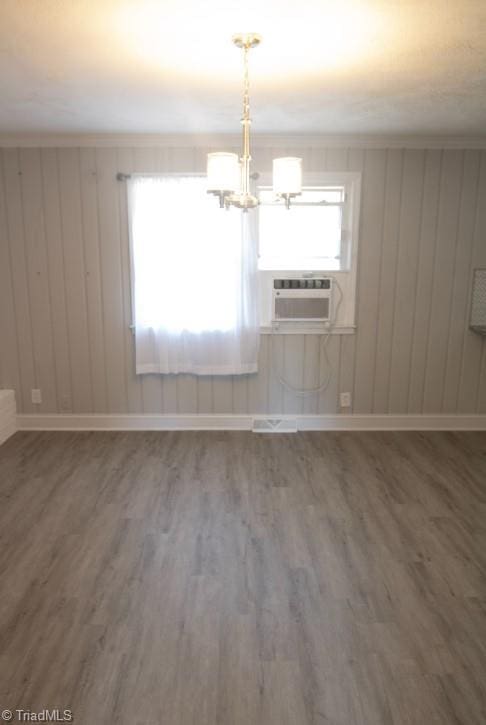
243, 44, 250, 127
241, 43, 251, 197
207, 34, 302, 210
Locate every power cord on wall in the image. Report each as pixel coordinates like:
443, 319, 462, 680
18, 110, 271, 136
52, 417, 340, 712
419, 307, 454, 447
270, 276, 343, 396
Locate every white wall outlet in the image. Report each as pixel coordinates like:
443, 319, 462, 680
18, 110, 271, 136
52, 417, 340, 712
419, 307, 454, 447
31, 389, 42, 405
340, 392, 352, 408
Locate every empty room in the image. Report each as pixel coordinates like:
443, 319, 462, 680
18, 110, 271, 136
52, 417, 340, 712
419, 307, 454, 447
0, 1, 485, 724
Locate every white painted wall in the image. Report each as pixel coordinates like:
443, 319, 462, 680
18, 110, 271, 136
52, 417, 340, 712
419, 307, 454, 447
0, 142, 485, 415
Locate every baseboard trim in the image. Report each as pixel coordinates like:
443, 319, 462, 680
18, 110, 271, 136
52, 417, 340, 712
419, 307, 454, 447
17, 414, 252, 431
297, 415, 486, 431
16, 413, 486, 432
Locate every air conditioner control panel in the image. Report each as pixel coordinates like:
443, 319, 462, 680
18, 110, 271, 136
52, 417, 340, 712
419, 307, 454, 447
273, 278, 331, 290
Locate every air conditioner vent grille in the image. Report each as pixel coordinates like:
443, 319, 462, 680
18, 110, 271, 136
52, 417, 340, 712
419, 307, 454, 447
274, 297, 330, 321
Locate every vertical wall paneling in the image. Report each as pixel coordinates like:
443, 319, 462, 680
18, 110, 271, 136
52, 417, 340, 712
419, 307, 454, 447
2, 149, 37, 412
353, 149, 387, 413
407, 150, 443, 413
40, 149, 72, 413
248, 335, 269, 415
196, 375, 214, 414
268, 332, 285, 413
422, 151, 464, 413
325, 148, 347, 172
318, 336, 340, 414
232, 373, 249, 415
95, 148, 128, 414
79, 148, 108, 413
307, 146, 327, 172
57, 148, 93, 412
372, 149, 404, 413
388, 149, 426, 413
442, 150, 481, 412
282, 335, 305, 415
18, 148, 58, 413
302, 336, 320, 415
323, 147, 349, 414
196, 356, 216, 412
324, 147, 350, 414
2, 143, 485, 417
0, 151, 22, 400
211, 375, 234, 414
458, 151, 486, 413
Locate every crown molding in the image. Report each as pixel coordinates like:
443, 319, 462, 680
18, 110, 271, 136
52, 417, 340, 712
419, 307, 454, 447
1, 133, 486, 150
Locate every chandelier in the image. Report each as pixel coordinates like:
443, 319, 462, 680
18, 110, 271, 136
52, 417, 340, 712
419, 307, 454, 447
207, 34, 303, 211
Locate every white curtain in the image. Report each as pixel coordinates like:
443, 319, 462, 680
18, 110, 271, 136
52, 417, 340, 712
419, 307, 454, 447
128, 175, 260, 375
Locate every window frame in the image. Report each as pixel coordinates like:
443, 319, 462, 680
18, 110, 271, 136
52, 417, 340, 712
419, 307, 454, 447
255, 171, 362, 334
127, 171, 243, 336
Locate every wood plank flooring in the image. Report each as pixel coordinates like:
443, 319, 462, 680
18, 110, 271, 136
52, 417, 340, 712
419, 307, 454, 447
0, 430, 485, 725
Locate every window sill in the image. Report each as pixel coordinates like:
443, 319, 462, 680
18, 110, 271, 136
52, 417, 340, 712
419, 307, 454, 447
260, 324, 355, 335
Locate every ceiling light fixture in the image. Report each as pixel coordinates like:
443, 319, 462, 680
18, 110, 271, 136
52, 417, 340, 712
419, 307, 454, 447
207, 34, 303, 211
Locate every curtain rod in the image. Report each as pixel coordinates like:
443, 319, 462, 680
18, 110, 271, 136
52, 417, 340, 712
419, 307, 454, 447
116, 172, 260, 181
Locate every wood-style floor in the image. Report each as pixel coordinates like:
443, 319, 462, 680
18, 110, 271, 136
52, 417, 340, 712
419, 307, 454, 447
0, 431, 485, 725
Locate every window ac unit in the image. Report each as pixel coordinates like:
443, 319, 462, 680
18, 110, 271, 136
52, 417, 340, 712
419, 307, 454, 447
272, 277, 332, 322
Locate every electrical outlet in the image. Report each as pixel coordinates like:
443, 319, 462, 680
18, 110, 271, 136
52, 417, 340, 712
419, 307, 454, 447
31, 388, 42, 405
340, 392, 352, 408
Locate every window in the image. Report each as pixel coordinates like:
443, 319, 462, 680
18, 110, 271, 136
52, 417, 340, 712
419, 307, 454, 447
128, 175, 259, 375
258, 186, 346, 271
131, 175, 241, 333
256, 172, 361, 331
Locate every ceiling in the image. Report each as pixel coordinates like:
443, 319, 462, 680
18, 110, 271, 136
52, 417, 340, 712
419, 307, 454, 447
0, 0, 485, 136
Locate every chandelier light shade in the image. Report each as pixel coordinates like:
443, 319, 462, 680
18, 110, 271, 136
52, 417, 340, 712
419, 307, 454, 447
273, 157, 303, 206
207, 152, 240, 204
207, 34, 303, 211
